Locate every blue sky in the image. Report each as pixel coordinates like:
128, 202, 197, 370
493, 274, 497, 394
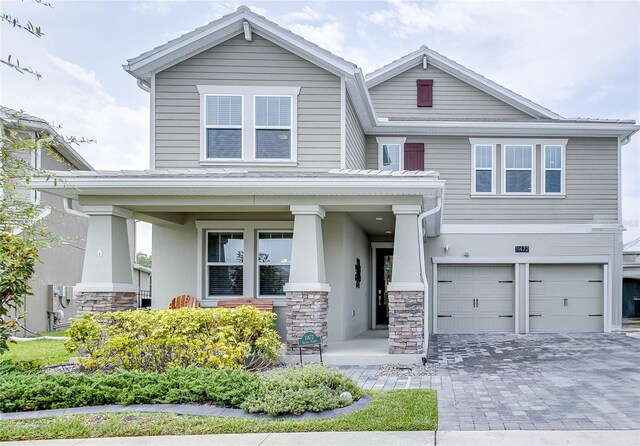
1, 0, 639, 253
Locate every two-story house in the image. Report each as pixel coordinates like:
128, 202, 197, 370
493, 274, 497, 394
1, 106, 93, 335
32, 7, 638, 357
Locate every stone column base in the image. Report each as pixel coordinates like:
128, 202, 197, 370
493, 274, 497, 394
285, 291, 328, 353
76, 291, 137, 314
388, 290, 424, 354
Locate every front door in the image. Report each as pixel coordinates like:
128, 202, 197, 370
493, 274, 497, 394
375, 248, 393, 327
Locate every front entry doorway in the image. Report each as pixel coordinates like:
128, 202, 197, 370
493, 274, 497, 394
374, 248, 394, 328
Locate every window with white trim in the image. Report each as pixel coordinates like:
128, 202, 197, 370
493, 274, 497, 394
255, 96, 292, 159
473, 144, 494, 193
376, 137, 406, 171
206, 231, 244, 296
543, 145, 563, 194
204, 95, 243, 159
197, 86, 300, 164
504, 145, 534, 193
257, 231, 292, 296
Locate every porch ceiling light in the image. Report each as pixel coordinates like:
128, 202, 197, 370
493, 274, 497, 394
385, 230, 392, 234
376, 217, 383, 221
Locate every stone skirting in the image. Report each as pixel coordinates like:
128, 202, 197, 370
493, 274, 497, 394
388, 290, 424, 354
285, 291, 328, 353
76, 291, 137, 314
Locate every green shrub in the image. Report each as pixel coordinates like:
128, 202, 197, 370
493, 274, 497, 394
0, 360, 41, 376
242, 364, 364, 416
0, 367, 260, 413
66, 307, 283, 372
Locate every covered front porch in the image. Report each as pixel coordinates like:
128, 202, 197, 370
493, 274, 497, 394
32, 169, 444, 358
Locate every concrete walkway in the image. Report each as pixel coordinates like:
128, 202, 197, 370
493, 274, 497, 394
3, 431, 640, 446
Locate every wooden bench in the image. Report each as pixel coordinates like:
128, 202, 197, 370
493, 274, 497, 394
167, 294, 200, 309
216, 297, 274, 312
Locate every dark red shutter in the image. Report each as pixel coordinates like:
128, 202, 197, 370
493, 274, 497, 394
417, 79, 433, 107
404, 143, 424, 171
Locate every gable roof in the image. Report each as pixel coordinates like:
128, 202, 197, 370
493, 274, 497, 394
124, 5, 376, 130
365, 46, 562, 120
0, 106, 93, 171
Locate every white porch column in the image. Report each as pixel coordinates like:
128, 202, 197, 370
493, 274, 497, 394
388, 204, 424, 354
284, 205, 331, 352
75, 205, 137, 313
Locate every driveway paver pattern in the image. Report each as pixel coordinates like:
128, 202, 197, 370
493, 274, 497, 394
339, 333, 640, 430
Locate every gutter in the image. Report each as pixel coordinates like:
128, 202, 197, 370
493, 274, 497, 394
417, 195, 442, 357
137, 79, 151, 92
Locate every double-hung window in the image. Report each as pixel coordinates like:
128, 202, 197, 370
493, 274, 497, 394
377, 137, 407, 171
255, 96, 292, 159
206, 232, 244, 296
504, 145, 534, 194
543, 145, 563, 194
204, 95, 243, 159
474, 144, 494, 193
257, 231, 292, 296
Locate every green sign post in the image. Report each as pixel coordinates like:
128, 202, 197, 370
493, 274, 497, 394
298, 332, 323, 364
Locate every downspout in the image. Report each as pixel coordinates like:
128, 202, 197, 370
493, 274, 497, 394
136, 79, 151, 93
63, 197, 89, 219
417, 194, 442, 356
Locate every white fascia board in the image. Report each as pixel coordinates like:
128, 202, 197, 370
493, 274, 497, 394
31, 175, 446, 198
372, 120, 640, 139
345, 72, 378, 131
365, 47, 426, 87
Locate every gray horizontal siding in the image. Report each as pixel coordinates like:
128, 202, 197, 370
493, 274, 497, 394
345, 93, 366, 169
366, 136, 618, 223
369, 63, 534, 120
154, 33, 341, 170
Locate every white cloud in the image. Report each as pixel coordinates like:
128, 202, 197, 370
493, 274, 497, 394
1, 47, 149, 171
288, 21, 345, 54
283, 6, 325, 23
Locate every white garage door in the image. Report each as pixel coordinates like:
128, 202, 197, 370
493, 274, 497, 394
529, 264, 604, 333
437, 265, 515, 333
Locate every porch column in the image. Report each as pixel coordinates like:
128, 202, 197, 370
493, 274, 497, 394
388, 204, 424, 354
283, 205, 331, 352
75, 205, 137, 313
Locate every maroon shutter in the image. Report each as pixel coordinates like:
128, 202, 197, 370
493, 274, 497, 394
417, 79, 433, 107
404, 143, 425, 171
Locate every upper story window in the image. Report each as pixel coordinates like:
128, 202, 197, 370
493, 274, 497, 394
197, 86, 300, 165
503, 145, 534, 194
205, 95, 243, 159
469, 138, 567, 197
473, 144, 494, 194
255, 96, 292, 159
376, 137, 407, 171
543, 145, 564, 194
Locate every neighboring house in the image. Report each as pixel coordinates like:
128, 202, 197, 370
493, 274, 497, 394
133, 263, 152, 308
33, 7, 639, 355
623, 238, 640, 319
0, 106, 93, 334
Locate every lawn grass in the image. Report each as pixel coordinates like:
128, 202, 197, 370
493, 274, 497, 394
3, 339, 72, 367
0, 390, 437, 441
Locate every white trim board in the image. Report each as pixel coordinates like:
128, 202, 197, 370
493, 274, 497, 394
432, 256, 611, 264
441, 224, 620, 234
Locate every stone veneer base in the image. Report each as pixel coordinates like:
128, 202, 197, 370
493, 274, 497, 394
388, 290, 424, 354
76, 291, 137, 314
285, 291, 328, 353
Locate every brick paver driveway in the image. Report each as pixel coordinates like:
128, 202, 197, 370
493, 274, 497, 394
428, 333, 640, 430
341, 333, 640, 430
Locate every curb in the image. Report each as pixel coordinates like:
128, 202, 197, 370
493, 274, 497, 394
0, 394, 372, 421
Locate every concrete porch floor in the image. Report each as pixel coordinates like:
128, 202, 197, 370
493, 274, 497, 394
320, 330, 423, 366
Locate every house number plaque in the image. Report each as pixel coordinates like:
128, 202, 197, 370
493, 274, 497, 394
515, 246, 530, 253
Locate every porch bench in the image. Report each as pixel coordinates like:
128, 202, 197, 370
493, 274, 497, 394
216, 297, 274, 312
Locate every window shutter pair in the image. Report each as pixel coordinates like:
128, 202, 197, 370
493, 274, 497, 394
404, 143, 424, 171
417, 79, 433, 107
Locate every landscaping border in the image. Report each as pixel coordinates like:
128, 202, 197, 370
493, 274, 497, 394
0, 394, 371, 421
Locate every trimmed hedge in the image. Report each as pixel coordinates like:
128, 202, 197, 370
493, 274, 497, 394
0, 367, 259, 413
242, 364, 364, 416
66, 307, 282, 372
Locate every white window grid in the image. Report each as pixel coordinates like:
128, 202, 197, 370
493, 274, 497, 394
473, 144, 495, 194
253, 95, 293, 160
205, 230, 245, 298
502, 144, 535, 194
203, 94, 244, 160
256, 230, 293, 297
542, 144, 565, 194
